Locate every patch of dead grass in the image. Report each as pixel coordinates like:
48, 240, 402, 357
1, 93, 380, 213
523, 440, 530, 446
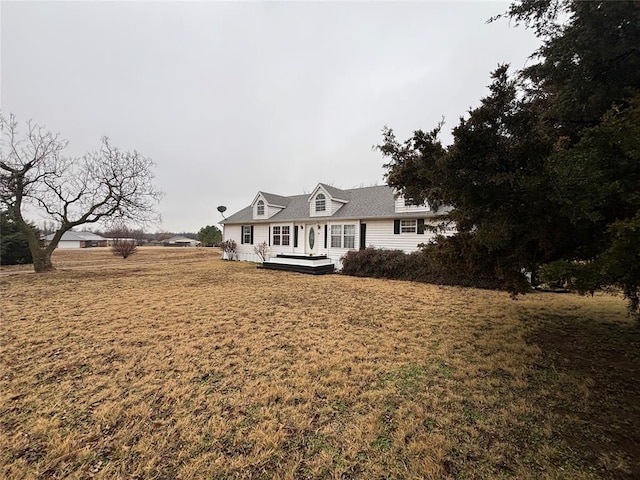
1, 249, 638, 479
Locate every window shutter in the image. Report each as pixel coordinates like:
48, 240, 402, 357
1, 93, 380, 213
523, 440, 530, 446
250, 225, 254, 244
268, 226, 271, 246
294, 226, 298, 248
417, 219, 425, 235
394, 219, 400, 235
324, 225, 327, 248
359, 223, 367, 249
240, 226, 244, 244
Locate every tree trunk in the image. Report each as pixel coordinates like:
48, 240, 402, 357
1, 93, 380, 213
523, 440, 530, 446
17, 218, 57, 272
32, 248, 55, 272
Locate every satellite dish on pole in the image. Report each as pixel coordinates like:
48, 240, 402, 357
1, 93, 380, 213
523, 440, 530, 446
217, 205, 227, 219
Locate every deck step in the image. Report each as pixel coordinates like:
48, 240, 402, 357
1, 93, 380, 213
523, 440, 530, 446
259, 254, 335, 275
266, 257, 332, 267
275, 254, 328, 260
259, 262, 335, 275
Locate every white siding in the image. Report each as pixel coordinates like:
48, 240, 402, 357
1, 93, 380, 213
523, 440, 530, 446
224, 224, 273, 262
223, 225, 240, 259
266, 206, 282, 218
330, 200, 345, 215
394, 196, 430, 214
224, 218, 454, 266
363, 219, 437, 253
223, 225, 241, 244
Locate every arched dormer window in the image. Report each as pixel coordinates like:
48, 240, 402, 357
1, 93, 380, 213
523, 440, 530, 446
257, 200, 265, 216
315, 193, 326, 212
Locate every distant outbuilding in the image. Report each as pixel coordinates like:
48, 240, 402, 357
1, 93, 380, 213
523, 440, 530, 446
165, 236, 201, 247
44, 231, 107, 249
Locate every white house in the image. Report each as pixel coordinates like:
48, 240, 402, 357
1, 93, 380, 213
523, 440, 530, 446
44, 231, 107, 249
221, 183, 453, 272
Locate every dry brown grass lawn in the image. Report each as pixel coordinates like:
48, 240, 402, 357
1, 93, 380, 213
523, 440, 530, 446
1, 247, 639, 479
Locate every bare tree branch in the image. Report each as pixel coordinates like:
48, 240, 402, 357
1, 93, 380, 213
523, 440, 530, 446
0, 113, 163, 272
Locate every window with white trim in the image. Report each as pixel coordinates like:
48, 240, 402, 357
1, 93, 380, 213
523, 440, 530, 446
272, 225, 290, 246
257, 200, 264, 216
400, 219, 417, 233
316, 193, 326, 212
330, 224, 356, 248
242, 225, 252, 244
343, 225, 355, 248
330, 225, 342, 247
282, 226, 290, 246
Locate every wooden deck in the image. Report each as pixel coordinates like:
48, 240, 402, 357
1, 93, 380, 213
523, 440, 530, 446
259, 254, 335, 275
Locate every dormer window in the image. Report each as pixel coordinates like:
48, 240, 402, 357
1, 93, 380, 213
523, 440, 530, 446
257, 200, 265, 216
316, 193, 326, 212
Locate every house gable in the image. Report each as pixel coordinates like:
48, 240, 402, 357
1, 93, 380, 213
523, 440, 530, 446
251, 191, 289, 220
222, 183, 455, 266
308, 183, 350, 218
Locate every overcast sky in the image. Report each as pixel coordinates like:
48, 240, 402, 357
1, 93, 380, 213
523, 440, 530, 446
1, 1, 541, 233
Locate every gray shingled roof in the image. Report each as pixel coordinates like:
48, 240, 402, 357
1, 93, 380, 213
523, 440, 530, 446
222, 184, 445, 224
260, 192, 291, 207
44, 231, 106, 241
318, 183, 351, 202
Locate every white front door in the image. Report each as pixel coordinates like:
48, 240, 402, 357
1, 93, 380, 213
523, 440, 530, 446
306, 223, 318, 255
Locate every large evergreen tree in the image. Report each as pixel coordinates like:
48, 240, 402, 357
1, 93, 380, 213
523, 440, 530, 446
0, 211, 36, 265
378, 0, 640, 315
198, 225, 222, 246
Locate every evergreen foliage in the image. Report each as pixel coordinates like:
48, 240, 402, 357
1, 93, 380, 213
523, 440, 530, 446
0, 211, 35, 265
198, 225, 222, 246
377, 0, 640, 316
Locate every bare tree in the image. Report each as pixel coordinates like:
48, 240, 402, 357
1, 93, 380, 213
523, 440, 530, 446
220, 239, 237, 260
253, 241, 269, 262
106, 224, 143, 259
0, 113, 162, 272
38, 219, 58, 236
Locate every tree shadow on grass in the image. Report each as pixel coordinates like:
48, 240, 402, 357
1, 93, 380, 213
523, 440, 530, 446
526, 315, 640, 478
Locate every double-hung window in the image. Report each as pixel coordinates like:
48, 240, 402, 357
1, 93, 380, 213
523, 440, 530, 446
316, 194, 326, 212
281, 226, 290, 246
242, 225, 252, 244
394, 218, 424, 235
257, 200, 265, 216
330, 224, 356, 248
400, 219, 417, 233
343, 225, 355, 248
272, 226, 290, 246
330, 225, 342, 247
